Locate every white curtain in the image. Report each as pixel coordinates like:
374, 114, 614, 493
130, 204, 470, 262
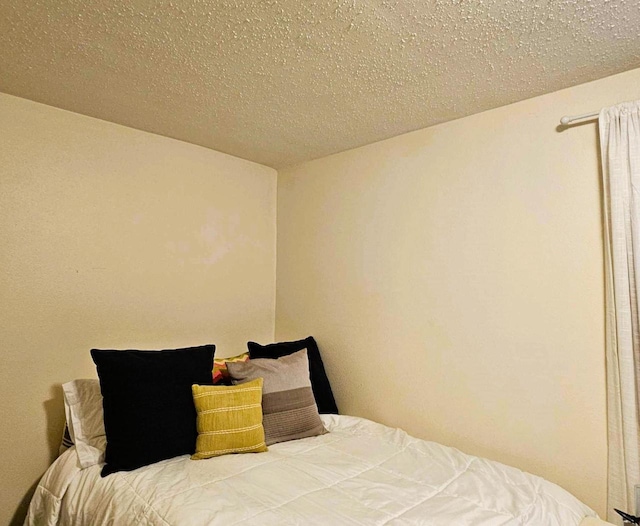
600, 101, 640, 523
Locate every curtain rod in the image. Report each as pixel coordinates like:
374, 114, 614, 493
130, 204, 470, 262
559, 111, 599, 126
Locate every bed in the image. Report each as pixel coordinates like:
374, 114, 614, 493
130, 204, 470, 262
26, 414, 611, 526
27, 342, 613, 525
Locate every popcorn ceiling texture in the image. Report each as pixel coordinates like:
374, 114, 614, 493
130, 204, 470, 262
1, 0, 639, 168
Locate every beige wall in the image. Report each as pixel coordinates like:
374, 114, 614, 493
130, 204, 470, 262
0, 93, 277, 525
276, 67, 640, 517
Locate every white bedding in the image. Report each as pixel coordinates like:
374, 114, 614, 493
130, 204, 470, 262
27, 415, 601, 526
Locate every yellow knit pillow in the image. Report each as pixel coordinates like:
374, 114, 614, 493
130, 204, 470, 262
191, 378, 267, 459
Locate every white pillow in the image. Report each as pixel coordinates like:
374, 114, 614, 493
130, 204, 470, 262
62, 379, 106, 468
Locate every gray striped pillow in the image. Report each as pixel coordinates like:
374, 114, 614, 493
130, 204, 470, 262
59, 424, 74, 455
227, 349, 326, 445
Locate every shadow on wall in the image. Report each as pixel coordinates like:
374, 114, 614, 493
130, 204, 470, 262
10, 478, 39, 526
556, 118, 606, 256
10, 384, 65, 526
44, 384, 65, 461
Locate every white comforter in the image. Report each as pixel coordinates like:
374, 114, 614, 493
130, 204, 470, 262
27, 415, 599, 526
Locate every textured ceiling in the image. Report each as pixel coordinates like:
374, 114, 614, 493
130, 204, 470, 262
2, 1, 640, 168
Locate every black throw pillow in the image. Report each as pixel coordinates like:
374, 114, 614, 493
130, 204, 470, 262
247, 337, 338, 414
91, 344, 215, 476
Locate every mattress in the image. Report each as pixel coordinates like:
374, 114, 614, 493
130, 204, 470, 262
26, 415, 604, 525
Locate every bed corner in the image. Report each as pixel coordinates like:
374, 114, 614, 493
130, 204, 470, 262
581, 517, 617, 526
